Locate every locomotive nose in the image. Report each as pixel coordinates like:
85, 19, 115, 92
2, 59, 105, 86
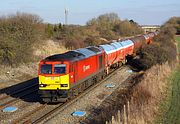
38, 63, 70, 90
38, 74, 70, 90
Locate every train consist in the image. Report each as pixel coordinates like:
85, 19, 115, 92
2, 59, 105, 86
38, 32, 157, 102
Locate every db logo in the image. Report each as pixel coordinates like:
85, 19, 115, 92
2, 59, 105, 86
83, 65, 90, 72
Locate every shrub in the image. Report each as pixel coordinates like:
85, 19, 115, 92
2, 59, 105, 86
163, 17, 180, 34
87, 13, 143, 39
137, 18, 178, 70
137, 43, 168, 70
0, 13, 44, 66
154, 24, 177, 62
84, 36, 107, 46
113, 20, 143, 36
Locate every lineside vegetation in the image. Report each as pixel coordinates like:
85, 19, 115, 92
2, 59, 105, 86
153, 35, 180, 124
95, 17, 180, 124
0, 13, 45, 66
135, 20, 178, 70
0, 12, 179, 69
0, 12, 143, 66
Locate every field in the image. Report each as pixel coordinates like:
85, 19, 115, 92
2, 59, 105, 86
155, 36, 180, 123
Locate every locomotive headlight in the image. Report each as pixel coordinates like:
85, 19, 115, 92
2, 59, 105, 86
39, 84, 47, 87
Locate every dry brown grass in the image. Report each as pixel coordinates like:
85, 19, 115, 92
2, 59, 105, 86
128, 62, 177, 123
33, 40, 68, 60
0, 62, 38, 89
105, 63, 177, 124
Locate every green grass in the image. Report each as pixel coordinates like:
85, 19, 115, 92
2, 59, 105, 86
176, 36, 180, 41
154, 36, 180, 124
176, 36, 180, 53
162, 67, 180, 123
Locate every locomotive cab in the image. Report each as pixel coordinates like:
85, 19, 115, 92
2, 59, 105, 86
39, 62, 70, 90
38, 61, 71, 102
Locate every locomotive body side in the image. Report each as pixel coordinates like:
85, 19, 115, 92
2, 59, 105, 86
72, 47, 105, 87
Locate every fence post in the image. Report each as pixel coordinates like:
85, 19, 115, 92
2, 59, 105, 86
112, 116, 115, 124
127, 101, 130, 124
124, 104, 127, 124
118, 110, 121, 124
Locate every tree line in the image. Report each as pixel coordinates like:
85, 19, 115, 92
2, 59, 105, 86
0, 12, 179, 66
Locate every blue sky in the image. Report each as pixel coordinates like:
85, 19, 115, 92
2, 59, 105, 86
0, 0, 180, 25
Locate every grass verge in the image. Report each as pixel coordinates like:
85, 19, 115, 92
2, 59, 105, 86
154, 66, 180, 124
163, 66, 180, 123
154, 36, 180, 124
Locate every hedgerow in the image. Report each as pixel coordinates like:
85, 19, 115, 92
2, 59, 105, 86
137, 18, 178, 70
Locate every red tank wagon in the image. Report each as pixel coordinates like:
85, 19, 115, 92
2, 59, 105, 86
130, 36, 146, 53
143, 34, 151, 44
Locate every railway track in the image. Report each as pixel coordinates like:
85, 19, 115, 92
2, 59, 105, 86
11, 67, 123, 124
13, 104, 47, 124
0, 84, 38, 110
0, 83, 38, 100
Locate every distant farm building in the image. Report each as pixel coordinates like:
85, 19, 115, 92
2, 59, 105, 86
141, 25, 160, 33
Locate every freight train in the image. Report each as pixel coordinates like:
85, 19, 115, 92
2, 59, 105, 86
38, 32, 157, 102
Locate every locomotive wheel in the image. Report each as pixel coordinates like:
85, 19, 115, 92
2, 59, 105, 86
74, 88, 79, 96
42, 97, 51, 103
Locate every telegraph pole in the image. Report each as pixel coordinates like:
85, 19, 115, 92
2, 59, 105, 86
65, 8, 68, 25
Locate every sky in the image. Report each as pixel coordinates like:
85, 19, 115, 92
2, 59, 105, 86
0, 0, 180, 25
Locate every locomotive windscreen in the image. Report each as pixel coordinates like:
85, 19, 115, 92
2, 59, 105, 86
40, 64, 66, 74
40, 64, 52, 74
54, 64, 66, 74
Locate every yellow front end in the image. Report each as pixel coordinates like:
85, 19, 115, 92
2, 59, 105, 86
39, 74, 70, 90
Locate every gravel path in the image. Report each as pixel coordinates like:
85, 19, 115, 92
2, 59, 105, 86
45, 66, 133, 124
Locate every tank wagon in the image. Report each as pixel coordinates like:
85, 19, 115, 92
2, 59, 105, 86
38, 32, 157, 102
